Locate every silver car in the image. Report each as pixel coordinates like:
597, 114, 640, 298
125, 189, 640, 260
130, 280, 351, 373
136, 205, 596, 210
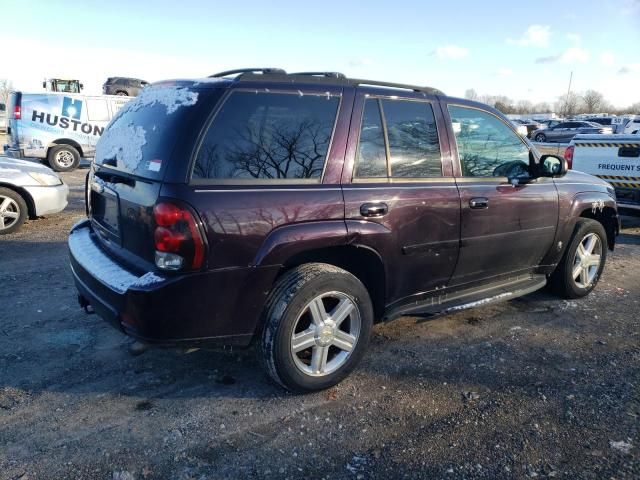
531, 121, 612, 143
0, 156, 69, 234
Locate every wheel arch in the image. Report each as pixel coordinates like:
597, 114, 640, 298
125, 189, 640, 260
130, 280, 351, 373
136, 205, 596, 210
578, 205, 618, 250
280, 245, 387, 321
48, 139, 84, 158
0, 182, 36, 218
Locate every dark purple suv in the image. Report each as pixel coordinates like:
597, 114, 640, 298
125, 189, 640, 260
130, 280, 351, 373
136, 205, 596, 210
69, 68, 619, 391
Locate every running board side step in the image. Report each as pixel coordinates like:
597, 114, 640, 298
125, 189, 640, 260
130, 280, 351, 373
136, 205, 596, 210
384, 274, 547, 321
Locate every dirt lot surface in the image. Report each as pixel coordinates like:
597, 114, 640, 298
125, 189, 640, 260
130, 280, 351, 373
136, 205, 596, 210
1, 163, 639, 480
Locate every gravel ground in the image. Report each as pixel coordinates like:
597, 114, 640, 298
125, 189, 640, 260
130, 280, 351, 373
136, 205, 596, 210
0, 161, 638, 480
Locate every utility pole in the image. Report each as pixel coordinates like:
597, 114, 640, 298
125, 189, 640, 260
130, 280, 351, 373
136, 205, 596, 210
564, 71, 573, 117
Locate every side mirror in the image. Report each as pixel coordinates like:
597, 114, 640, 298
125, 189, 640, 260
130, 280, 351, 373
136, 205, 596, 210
42, 81, 46, 89
539, 154, 568, 177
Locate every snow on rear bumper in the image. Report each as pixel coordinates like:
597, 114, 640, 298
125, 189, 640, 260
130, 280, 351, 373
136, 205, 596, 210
68, 220, 165, 294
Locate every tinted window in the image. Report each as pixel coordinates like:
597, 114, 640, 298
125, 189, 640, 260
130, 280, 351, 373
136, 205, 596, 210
383, 99, 441, 177
193, 91, 339, 181
354, 99, 387, 177
448, 105, 530, 178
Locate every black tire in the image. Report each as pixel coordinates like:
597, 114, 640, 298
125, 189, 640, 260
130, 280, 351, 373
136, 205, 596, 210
549, 218, 607, 299
0, 187, 28, 235
47, 144, 80, 172
259, 263, 373, 392
116, 91, 128, 96
535, 133, 546, 142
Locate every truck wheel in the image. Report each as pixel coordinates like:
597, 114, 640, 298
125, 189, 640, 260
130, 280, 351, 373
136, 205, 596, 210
549, 219, 607, 299
259, 263, 373, 392
116, 91, 128, 96
0, 187, 28, 235
535, 133, 547, 142
48, 145, 80, 172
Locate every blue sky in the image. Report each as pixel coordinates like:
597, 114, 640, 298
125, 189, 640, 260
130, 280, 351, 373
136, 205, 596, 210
3, 0, 639, 107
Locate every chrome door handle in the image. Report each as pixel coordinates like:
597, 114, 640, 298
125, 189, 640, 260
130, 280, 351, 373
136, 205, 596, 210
469, 197, 489, 209
360, 202, 388, 217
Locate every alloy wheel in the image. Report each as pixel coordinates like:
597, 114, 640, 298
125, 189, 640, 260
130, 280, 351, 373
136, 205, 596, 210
572, 232, 602, 289
55, 150, 75, 168
0, 196, 21, 231
290, 292, 361, 377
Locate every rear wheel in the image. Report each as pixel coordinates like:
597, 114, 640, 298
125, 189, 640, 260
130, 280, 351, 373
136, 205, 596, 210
259, 263, 373, 392
535, 132, 547, 142
48, 144, 80, 172
549, 219, 607, 298
0, 187, 28, 235
116, 91, 128, 96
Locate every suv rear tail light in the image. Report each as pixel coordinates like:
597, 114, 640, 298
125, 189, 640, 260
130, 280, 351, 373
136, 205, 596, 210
153, 202, 206, 271
564, 145, 574, 169
13, 105, 21, 120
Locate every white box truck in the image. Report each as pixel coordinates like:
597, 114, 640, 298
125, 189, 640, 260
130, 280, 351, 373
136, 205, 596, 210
4, 91, 129, 171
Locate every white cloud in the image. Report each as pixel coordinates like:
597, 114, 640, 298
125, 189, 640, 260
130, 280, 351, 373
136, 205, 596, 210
600, 51, 615, 66
497, 68, 513, 77
535, 47, 590, 64
561, 47, 590, 63
433, 45, 469, 60
618, 63, 640, 75
507, 25, 551, 47
566, 33, 581, 44
348, 58, 373, 68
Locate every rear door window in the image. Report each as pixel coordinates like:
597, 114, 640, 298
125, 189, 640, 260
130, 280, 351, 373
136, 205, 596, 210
192, 91, 340, 182
354, 98, 442, 179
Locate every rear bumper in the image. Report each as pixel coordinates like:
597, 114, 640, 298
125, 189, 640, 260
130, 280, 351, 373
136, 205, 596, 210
5, 147, 25, 159
68, 220, 277, 347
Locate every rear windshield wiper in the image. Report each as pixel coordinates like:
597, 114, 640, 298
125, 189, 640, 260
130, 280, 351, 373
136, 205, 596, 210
94, 170, 136, 188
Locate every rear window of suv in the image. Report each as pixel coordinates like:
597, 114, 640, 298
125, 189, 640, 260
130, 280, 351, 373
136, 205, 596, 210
95, 85, 207, 180
191, 91, 340, 182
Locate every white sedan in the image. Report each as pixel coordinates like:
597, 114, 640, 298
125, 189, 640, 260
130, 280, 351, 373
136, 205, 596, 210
0, 156, 68, 234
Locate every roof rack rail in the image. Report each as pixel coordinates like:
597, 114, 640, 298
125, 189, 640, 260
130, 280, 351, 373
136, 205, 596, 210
209, 68, 287, 78
351, 78, 444, 96
289, 71, 346, 79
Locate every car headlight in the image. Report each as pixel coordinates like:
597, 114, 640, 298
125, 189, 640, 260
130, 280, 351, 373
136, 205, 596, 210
28, 172, 62, 186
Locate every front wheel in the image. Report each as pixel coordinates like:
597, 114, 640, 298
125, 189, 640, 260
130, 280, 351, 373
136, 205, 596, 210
535, 133, 547, 142
259, 263, 373, 392
0, 187, 28, 234
48, 144, 80, 172
549, 219, 607, 298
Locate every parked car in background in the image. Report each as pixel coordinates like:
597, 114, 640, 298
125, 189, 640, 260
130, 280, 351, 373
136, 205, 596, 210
622, 116, 640, 134
0, 156, 68, 234
536, 119, 564, 130
4, 90, 129, 171
512, 119, 544, 138
102, 77, 149, 96
532, 121, 612, 143
582, 116, 627, 134
69, 68, 619, 392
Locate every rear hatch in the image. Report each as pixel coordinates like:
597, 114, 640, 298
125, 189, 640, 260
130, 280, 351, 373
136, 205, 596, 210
88, 82, 224, 271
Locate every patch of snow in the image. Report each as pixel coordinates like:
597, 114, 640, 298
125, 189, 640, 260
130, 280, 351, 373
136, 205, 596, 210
132, 272, 166, 288
610, 440, 633, 454
119, 85, 199, 116
69, 227, 165, 294
446, 292, 513, 312
69, 227, 139, 294
96, 122, 147, 172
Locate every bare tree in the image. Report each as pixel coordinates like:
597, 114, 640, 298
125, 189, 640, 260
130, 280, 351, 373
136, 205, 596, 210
464, 88, 478, 101
581, 90, 606, 113
0, 79, 13, 106
557, 92, 580, 117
